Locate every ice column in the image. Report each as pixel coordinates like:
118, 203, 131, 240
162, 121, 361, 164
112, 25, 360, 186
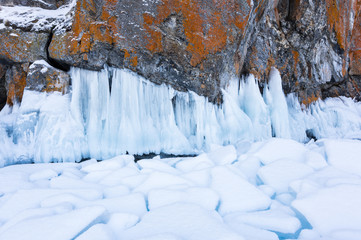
264, 68, 291, 138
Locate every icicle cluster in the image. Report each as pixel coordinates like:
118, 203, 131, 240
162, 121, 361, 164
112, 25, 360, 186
1, 67, 361, 166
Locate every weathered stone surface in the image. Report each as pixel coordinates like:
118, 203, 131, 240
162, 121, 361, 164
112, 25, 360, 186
49, 0, 259, 102
242, 0, 361, 104
0, 29, 49, 64
350, 4, 361, 76
5, 63, 29, 106
0, 0, 360, 104
0, 64, 8, 110
26, 60, 70, 94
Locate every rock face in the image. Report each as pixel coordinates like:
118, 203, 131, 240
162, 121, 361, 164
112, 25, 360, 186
26, 61, 70, 94
244, 0, 361, 104
0, 64, 7, 109
48, 0, 260, 103
0, 28, 49, 64
0, 0, 360, 107
5, 63, 29, 106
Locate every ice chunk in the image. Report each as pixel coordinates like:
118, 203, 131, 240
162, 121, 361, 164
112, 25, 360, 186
0, 188, 102, 221
234, 156, 262, 184
50, 175, 102, 190
304, 150, 328, 170
0, 170, 34, 193
306, 166, 360, 187
181, 168, 211, 187
135, 233, 182, 240
134, 171, 192, 195
29, 169, 58, 181
207, 145, 237, 165
289, 179, 320, 199
148, 187, 219, 211
175, 154, 214, 172
0, 208, 57, 235
91, 194, 147, 216
224, 218, 278, 240
258, 185, 276, 198
107, 213, 139, 231
234, 140, 252, 155
323, 139, 361, 176
137, 159, 180, 175
82, 170, 113, 183
41, 193, 147, 217
121, 203, 244, 240
81, 160, 122, 173
224, 209, 301, 235
103, 185, 130, 198
252, 138, 308, 164
76, 224, 114, 240
211, 166, 271, 215
330, 230, 361, 240
292, 184, 361, 235
40, 193, 84, 209
0, 206, 106, 240
258, 159, 314, 193
99, 167, 139, 186
297, 229, 324, 240
116, 174, 149, 190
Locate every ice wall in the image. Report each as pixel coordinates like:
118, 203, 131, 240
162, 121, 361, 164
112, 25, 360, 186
1, 67, 361, 166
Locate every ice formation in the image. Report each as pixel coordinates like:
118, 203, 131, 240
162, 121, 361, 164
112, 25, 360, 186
1, 138, 361, 239
1, 66, 361, 165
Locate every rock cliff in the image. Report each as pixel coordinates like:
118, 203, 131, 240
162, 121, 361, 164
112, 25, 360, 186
0, 0, 360, 109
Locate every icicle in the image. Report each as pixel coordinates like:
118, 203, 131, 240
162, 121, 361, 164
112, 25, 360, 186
264, 68, 291, 138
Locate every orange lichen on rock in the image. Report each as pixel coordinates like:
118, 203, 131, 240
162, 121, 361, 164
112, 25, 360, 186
292, 50, 300, 75
325, 0, 352, 51
6, 64, 29, 106
130, 56, 138, 68
68, 0, 117, 55
143, 13, 163, 53
0, 29, 48, 63
247, 45, 262, 79
350, 50, 361, 75
41, 72, 69, 94
80, 32, 91, 53
182, 1, 207, 66
142, 0, 251, 66
122, 49, 138, 68
99, 0, 120, 43
89, 22, 114, 46
349, 3, 361, 75
301, 92, 320, 106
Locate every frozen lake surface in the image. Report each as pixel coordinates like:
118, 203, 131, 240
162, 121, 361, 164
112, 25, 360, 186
0, 138, 361, 240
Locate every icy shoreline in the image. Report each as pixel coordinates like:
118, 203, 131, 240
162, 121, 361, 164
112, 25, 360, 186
1, 67, 361, 166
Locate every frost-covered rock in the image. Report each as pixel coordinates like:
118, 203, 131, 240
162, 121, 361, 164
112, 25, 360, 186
26, 60, 69, 94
